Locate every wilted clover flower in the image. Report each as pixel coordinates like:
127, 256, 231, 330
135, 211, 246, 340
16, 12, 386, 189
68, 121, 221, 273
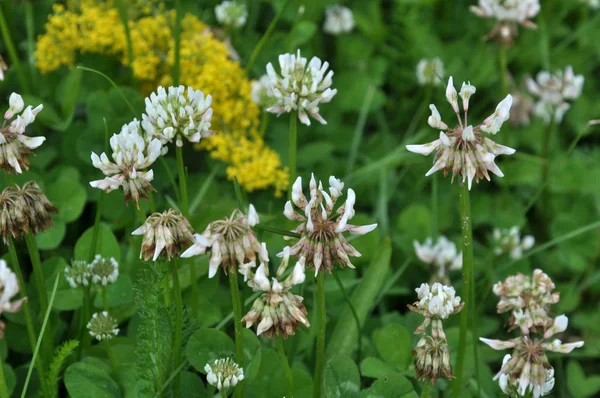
89, 255, 119, 286
526, 66, 584, 125
323, 5, 355, 35
481, 315, 583, 398
1, 93, 44, 174
64, 260, 91, 288
0, 182, 58, 243
215, 1, 248, 28
204, 358, 244, 392
0, 259, 26, 338
497, 354, 554, 398
283, 174, 377, 275
87, 311, 119, 341
181, 205, 267, 278
493, 226, 535, 260
416, 58, 445, 87
141, 85, 214, 148
265, 50, 337, 126
251, 75, 277, 109
470, 0, 540, 43
413, 236, 462, 284
90, 119, 162, 208
242, 247, 309, 338
406, 77, 515, 190
493, 269, 559, 335
409, 282, 463, 384
132, 209, 195, 261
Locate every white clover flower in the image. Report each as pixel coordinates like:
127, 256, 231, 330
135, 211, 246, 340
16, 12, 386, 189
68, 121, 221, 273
0, 259, 26, 338
242, 248, 310, 338
204, 358, 244, 392
283, 174, 377, 275
181, 205, 267, 279
87, 311, 119, 341
416, 58, 445, 86
251, 75, 277, 109
64, 260, 91, 288
215, 1, 248, 28
406, 77, 515, 190
90, 119, 162, 207
470, 0, 540, 43
580, 0, 599, 9
1, 93, 44, 174
0, 56, 6, 81
527, 66, 584, 124
409, 282, 463, 339
265, 50, 337, 126
323, 5, 355, 35
89, 255, 119, 286
141, 85, 213, 147
414, 236, 462, 283
510, 90, 535, 127
497, 354, 554, 397
493, 226, 535, 260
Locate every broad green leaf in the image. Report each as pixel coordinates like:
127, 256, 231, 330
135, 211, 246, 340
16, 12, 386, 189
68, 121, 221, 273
373, 323, 411, 370
327, 238, 392, 357
324, 355, 361, 398
360, 357, 398, 379
180, 371, 209, 397
244, 348, 287, 398
56, 67, 83, 129
35, 220, 66, 250
74, 223, 121, 262
359, 373, 417, 398
46, 177, 87, 223
2, 364, 16, 397
243, 328, 262, 382
64, 362, 120, 398
93, 276, 134, 308
186, 329, 234, 373
289, 21, 317, 48
567, 361, 600, 397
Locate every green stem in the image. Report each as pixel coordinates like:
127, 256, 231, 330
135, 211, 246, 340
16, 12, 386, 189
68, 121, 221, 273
540, 118, 555, 214
173, 0, 182, 85
0, 355, 8, 398
159, 157, 181, 204
254, 224, 301, 239
220, 390, 228, 398
102, 287, 108, 311
499, 45, 509, 95
171, 261, 183, 397
333, 272, 361, 364
453, 182, 473, 398
7, 238, 47, 395
277, 336, 294, 398
77, 67, 137, 115
78, 285, 91, 359
104, 340, 119, 369
228, 270, 244, 398
215, 291, 261, 330
244, 0, 291, 73
470, 253, 481, 398
89, 194, 104, 262
288, 113, 298, 198
346, 85, 376, 176
313, 272, 326, 398
175, 146, 189, 216
116, 0, 135, 68
24, 0, 36, 88
431, 174, 439, 239
420, 384, 431, 398
0, 5, 30, 93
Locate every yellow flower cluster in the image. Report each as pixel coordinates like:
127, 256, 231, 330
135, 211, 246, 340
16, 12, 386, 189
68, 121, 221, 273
35, 2, 288, 196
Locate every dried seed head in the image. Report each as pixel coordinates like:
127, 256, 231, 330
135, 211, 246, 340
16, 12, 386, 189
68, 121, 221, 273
413, 336, 454, 384
87, 311, 119, 341
132, 209, 194, 261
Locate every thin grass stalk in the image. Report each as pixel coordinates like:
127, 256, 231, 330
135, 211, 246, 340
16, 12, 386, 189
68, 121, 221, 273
277, 336, 294, 398
229, 269, 244, 398
540, 118, 555, 214
24, 0, 36, 87
313, 271, 326, 398
170, 260, 183, 397
431, 174, 439, 239
452, 181, 473, 398
77, 67, 137, 115
254, 224, 300, 238
6, 238, 48, 396
499, 45, 509, 95
244, 0, 291, 73
159, 157, 181, 204
0, 354, 8, 398
346, 85, 376, 176
173, 0, 182, 85
288, 114, 298, 197
21, 273, 60, 398
0, 6, 30, 93
333, 272, 362, 364
116, 0, 135, 68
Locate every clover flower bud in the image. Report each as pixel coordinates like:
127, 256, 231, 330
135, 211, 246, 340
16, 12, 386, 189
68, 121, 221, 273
89, 255, 119, 286
204, 358, 244, 392
416, 58, 444, 87
64, 260, 92, 288
87, 311, 119, 341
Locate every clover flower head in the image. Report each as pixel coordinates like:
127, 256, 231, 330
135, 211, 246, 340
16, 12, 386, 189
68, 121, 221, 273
493, 269, 559, 335
64, 260, 91, 288
141, 85, 214, 147
204, 358, 244, 392
89, 255, 119, 286
1, 93, 44, 174
510, 90, 535, 127
283, 174, 377, 275
215, 1, 248, 28
493, 226, 535, 260
87, 311, 119, 341
242, 247, 310, 338
413, 236, 462, 283
0, 181, 58, 243
0, 56, 6, 81
251, 75, 277, 109
323, 5, 355, 35
413, 335, 453, 385
0, 259, 26, 338
497, 354, 554, 397
409, 282, 463, 339
406, 77, 516, 190
470, 0, 540, 43
416, 58, 445, 86
527, 66, 584, 125
90, 119, 162, 208
481, 315, 583, 398
181, 204, 267, 278
265, 50, 337, 125
132, 209, 195, 261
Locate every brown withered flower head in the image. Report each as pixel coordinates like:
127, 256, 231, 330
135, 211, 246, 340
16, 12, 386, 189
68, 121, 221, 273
0, 181, 58, 243
132, 209, 194, 261
181, 204, 267, 278
283, 174, 377, 275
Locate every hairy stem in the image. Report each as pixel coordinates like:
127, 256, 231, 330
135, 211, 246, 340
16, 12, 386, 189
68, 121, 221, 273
171, 261, 183, 397
229, 270, 244, 398
314, 272, 326, 398
420, 384, 431, 398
